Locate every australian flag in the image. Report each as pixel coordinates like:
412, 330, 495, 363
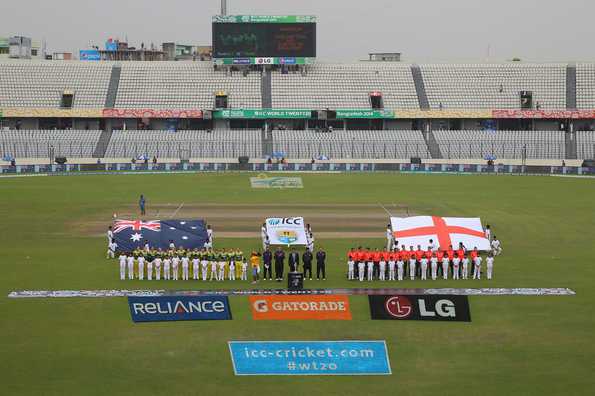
112, 219, 209, 253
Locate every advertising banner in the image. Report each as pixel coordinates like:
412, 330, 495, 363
390, 216, 491, 251
213, 109, 312, 119
369, 295, 471, 322
128, 295, 232, 322
265, 217, 308, 245
250, 176, 303, 188
213, 15, 317, 23
79, 49, 100, 61
249, 295, 352, 320
335, 109, 395, 119
228, 340, 391, 375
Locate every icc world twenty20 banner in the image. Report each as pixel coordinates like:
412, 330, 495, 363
265, 217, 308, 246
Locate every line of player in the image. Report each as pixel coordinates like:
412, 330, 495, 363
346, 242, 501, 282
114, 248, 251, 281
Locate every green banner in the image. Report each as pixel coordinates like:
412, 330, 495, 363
213, 109, 312, 119
212, 15, 316, 23
335, 109, 394, 119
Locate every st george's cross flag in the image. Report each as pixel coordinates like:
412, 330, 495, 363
390, 216, 491, 251
112, 219, 209, 253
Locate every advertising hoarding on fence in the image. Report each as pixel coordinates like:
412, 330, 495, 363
369, 295, 471, 322
128, 296, 232, 322
228, 340, 391, 375
249, 295, 352, 320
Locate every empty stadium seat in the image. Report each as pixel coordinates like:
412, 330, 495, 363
0, 130, 102, 157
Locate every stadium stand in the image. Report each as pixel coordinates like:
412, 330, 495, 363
271, 130, 429, 159
115, 62, 261, 109
270, 63, 419, 109
576, 63, 595, 110
419, 63, 567, 109
433, 130, 566, 159
576, 131, 595, 160
0, 129, 102, 158
0, 61, 112, 108
105, 130, 262, 158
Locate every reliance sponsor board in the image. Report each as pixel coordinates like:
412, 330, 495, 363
229, 340, 391, 375
369, 295, 471, 322
128, 295, 232, 322
250, 295, 352, 320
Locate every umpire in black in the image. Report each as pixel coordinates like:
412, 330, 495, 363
262, 247, 273, 281
302, 248, 313, 280
316, 247, 327, 280
274, 247, 285, 281
288, 248, 300, 272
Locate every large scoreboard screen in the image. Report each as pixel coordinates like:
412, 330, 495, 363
212, 15, 316, 64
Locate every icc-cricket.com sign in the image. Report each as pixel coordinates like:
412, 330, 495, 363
250, 175, 303, 189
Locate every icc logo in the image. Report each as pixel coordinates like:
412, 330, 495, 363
253, 300, 268, 313
385, 296, 412, 319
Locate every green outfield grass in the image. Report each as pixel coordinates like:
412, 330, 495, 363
1, 172, 594, 395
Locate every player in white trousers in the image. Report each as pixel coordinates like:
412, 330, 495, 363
441, 256, 449, 280
367, 261, 374, 281
137, 256, 145, 280
192, 257, 199, 280
473, 255, 483, 280
358, 261, 365, 282
172, 256, 180, 280
201, 258, 209, 281
127, 255, 135, 280
119, 254, 127, 280
486, 254, 494, 280
420, 257, 428, 280
388, 259, 396, 281
229, 260, 236, 280
154, 257, 162, 280
146, 258, 153, 280
409, 257, 417, 280
461, 256, 469, 279
107, 240, 117, 259
379, 260, 386, 281
241, 260, 248, 280
491, 237, 502, 256
397, 258, 404, 281
386, 225, 393, 251
182, 256, 189, 280
210, 259, 217, 281
163, 258, 171, 280
217, 260, 226, 281
452, 256, 461, 280
347, 260, 355, 280
430, 254, 438, 280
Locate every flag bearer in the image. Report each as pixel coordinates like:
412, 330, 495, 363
107, 239, 117, 259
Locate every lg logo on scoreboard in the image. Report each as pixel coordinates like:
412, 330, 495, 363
370, 295, 471, 322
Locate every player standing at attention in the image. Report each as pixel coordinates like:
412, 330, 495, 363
172, 254, 180, 281
139, 195, 146, 216
192, 250, 200, 280
137, 254, 145, 280
347, 248, 355, 280
119, 253, 127, 280
228, 256, 236, 281
452, 255, 461, 280
396, 249, 405, 281
414, 245, 423, 277
442, 249, 451, 280
217, 250, 227, 281
163, 256, 171, 280
154, 254, 162, 280
127, 255, 135, 280
430, 252, 438, 280
409, 254, 417, 280
388, 249, 396, 281
486, 253, 495, 280
240, 256, 248, 281
201, 250, 209, 281
107, 239, 117, 259
357, 248, 366, 282
461, 254, 469, 279
473, 251, 482, 280
146, 252, 153, 281
209, 250, 218, 281
420, 255, 428, 280
250, 252, 260, 284
366, 248, 374, 281
379, 249, 388, 281
181, 254, 189, 281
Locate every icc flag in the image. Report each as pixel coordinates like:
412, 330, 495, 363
265, 217, 308, 246
390, 216, 491, 251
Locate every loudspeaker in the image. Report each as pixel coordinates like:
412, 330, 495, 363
582, 159, 595, 167
215, 95, 228, 109
238, 156, 249, 164
287, 272, 304, 290
55, 156, 67, 164
410, 157, 422, 164
61, 90, 74, 109
520, 91, 533, 109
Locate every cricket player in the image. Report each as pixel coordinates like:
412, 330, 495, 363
137, 255, 145, 280
127, 255, 135, 280
146, 257, 153, 280
210, 253, 218, 281
172, 255, 180, 281
396, 251, 405, 281
181, 255, 189, 281
366, 251, 374, 281
441, 252, 450, 280
307, 232, 315, 252
491, 236, 502, 256
388, 250, 396, 281
206, 225, 213, 248
461, 255, 469, 280
228, 258, 236, 281
473, 253, 483, 280
430, 252, 438, 280
192, 254, 200, 280
485, 224, 492, 241
452, 256, 461, 280
409, 255, 417, 280
241, 258, 248, 281
420, 256, 428, 280
201, 251, 209, 281
163, 257, 171, 280
428, 239, 437, 251
386, 224, 393, 250
379, 258, 387, 281
347, 248, 355, 280
218, 253, 226, 281
358, 258, 366, 282
486, 253, 494, 280
154, 256, 162, 280
107, 226, 113, 247
119, 254, 127, 280
107, 239, 117, 259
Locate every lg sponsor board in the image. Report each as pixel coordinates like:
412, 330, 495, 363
250, 295, 352, 320
369, 295, 471, 322
128, 296, 232, 322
